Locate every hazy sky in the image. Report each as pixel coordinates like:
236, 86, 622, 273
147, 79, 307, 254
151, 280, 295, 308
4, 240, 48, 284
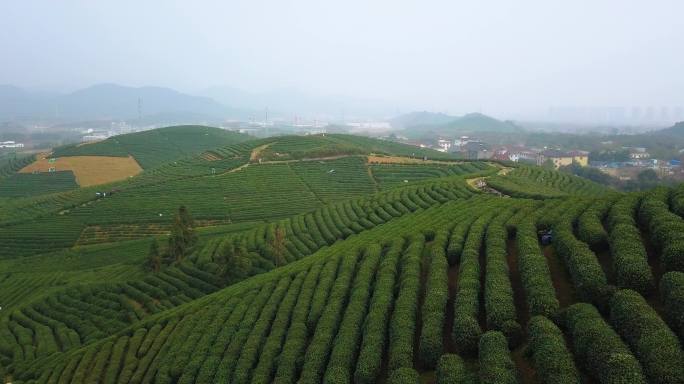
2, 0, 683, 119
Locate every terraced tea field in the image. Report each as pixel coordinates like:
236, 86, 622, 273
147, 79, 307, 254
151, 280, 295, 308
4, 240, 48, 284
5, 185, 684, 384
3, 128, 684, 384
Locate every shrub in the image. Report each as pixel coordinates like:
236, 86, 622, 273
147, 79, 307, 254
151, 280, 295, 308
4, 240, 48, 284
609, 289, 684, 384
561, 303, 646, 384
231, 277, 293, 383
552, 224, 611, 308
273, 263, 323, 383
606, 195, 654, 294
577, 199, 612, 247
484, 210, 521, 344
355, 238, 404, 384
389, 235, 424, 370
211, 282, 275, 381
660, 271, 684, 340
419, 231, 449, 368
639, 191, 684, 272
306, 255, 342, 331
527, 316, 580, 384
299, 249, 361, 383
452, 213, 491, 355
608, 224, 654, 294
662, 241, 684, 272
478, 331, 518, 384
249, 272, 305, 384
516, 221, 559, 317
323, 244, 381, 383
446, 220, 471, 265
436, 353, 467, 384
389, 367, 420, 384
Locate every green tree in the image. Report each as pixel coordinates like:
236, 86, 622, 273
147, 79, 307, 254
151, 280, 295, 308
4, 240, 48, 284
542, 158, 555, 169
167, 205, 197, 262
216, 240, 252, 283
146, 238, 162, 273
271, 227, 286, 267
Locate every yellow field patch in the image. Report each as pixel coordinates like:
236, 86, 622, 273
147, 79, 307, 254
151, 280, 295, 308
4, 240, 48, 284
20, 154, 143, 187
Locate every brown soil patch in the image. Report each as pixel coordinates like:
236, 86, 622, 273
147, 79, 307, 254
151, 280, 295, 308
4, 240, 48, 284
543, 245, 576, 308
497, 166, 513, 175
20, 155, 142, 187
200, 151, 222, 161
250, 143, 273, 161
76, 140, 104, 147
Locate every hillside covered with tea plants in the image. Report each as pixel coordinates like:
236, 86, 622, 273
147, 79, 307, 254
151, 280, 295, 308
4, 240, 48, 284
1, 126, 684, 384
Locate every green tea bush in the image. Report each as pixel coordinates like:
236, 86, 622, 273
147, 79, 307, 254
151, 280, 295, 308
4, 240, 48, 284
453, 212, 492, 355
552, 222, 612, 308
299, 250, 361, 383
478, 331, 518, 384
527, 316, 580, 384
389, 235, 425, 370
484, 209, 521, 344
419, 230, 449, 368
515, 220, 559, 317
273, 263, 323, 383
355, 238, 404, 384
561, 303, 646, 384
248, 272, 304, 384
389, 367, 420, 384
324, 244, 381, 383
639, 191, 684, 272
660, 271, 684, 340
576, 199, 611, 249
609, 289, 684, 384
436, 353, 467, 384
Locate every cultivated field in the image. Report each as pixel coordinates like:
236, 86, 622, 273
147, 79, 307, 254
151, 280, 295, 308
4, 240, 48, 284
3, 127, 684, 384
20, 154, 143, 187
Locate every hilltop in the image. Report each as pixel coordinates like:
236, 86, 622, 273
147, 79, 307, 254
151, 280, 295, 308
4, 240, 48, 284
389, 111, 458, 129
653, 121, 684, 138
51, 125, 251, 169
395, 112, 521, 139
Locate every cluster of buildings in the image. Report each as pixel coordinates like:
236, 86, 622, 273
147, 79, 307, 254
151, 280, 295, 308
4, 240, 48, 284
80, 122, 150, 143
591, 146, 683, 180
0, 141, 25, 149
431, 136, 589, 168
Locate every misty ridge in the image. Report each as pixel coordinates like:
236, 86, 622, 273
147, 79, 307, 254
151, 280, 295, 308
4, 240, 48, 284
1, 83, 680, 133
1, 1, 683, 132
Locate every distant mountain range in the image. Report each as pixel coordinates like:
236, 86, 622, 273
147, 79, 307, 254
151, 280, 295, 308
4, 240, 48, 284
0, 83, 406, 125
201, 86, 401, 120
391, 111, 521, 138
0, 84, 252, 123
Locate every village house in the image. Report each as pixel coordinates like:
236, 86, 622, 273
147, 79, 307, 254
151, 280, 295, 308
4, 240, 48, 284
0, 141, 25, 148
537, 149, 589, 168
628, 147, 651, 160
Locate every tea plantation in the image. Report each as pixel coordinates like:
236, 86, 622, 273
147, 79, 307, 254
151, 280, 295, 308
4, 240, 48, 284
51, 125, 252, 169
2, 127, 684, 384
